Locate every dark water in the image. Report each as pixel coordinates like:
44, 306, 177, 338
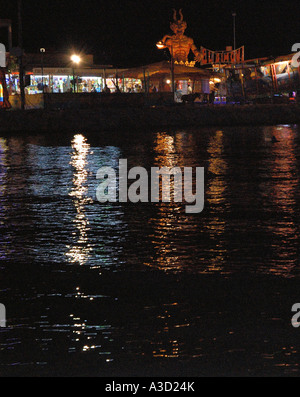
1, 125, 300, 376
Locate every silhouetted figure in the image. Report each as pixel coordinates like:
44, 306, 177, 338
209, 91, 215, 104
103, 84, 111, 94
181, 93, 201, 104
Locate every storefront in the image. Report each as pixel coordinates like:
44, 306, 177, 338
121, 61, 215, 100
26, 73, 138, 94
5, 72, 20, 95
27, 67, 115, 94
80, 76, 102, 92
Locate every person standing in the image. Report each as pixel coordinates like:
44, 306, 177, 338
103, 84, 111, 94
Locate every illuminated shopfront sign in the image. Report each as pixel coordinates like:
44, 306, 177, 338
33, 68, 73, 75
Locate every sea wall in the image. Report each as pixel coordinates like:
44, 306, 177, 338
0, 103, 300, 133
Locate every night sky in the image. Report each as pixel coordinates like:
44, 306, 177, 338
1, 0, 299, 67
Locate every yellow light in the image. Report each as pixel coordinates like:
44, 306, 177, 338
71, 55, 81, 64
166, 79, 171, 84
275, 61, 289, 66
156, 41, 166, 50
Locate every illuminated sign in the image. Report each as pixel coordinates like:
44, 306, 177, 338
200, 46, 245, 65
33, 68, 73, 75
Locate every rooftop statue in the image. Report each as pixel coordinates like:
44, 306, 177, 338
157, 9, 202, 65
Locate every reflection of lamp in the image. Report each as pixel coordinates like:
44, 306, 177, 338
66, 134, 92, 265
71, 55, 81, 93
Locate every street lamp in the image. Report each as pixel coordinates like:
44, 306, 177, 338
71, 55, 81, 93
232, 12, 237, 64
156, 41, 165, 50
156, 41, 175, 95
232, 13, 236, 50
40, 48, 45, 94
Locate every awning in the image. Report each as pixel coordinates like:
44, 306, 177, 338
30, 67, 125, 78
121, 61, 216, 80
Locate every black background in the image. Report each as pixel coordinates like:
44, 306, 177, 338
0, 1, 299, 67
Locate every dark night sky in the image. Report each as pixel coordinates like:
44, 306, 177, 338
0, 0, 299, 67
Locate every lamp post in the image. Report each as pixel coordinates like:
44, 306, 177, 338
71, 54, 81, 93
18, 0, 25, 110
156, 41, 175, 96
170, 45, 175, 95
232, 12, 236, 51
40, 48, 46, 108
40, 48, 45, 94
232, 12, 237, 64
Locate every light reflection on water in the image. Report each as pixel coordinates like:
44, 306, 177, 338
1, 124, 300, 376
0, 138, 8, 262
66, 134, 93, 265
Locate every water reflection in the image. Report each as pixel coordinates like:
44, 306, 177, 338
1, 125, 300, 376
260, 125, 299, 276
0, 137, 29, 262
0, 138, 7, 196
68, 309, 113, 359
146, 132, 199, 272
207, 130, 228, 205
0, 138, 8, 261
66, 134, 93, 265
204, 130, 228, 273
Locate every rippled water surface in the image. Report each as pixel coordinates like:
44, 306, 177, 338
1, 125, 300, 376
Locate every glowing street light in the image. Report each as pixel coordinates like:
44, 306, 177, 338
71, 55, 81, 93
40, 48, 46, 95
156, 41, 166, 50
71, 54, 81, 64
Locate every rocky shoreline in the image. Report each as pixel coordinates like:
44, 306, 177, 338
0, 104, 299, 134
